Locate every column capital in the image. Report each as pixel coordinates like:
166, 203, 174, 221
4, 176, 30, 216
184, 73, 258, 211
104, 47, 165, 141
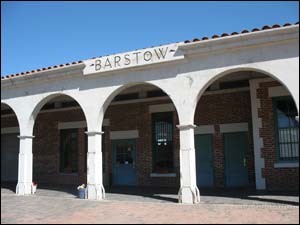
176, 124, 196, 130
18, 135, 35, 139
85, 131, 104, 136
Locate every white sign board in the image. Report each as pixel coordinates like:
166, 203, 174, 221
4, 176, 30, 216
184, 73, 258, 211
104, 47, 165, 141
83, 43, 184, 75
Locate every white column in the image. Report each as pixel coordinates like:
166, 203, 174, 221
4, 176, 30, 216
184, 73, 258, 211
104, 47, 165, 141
177, 124, 200, 204
16, 135, 34, 195
85, 131, 105, 200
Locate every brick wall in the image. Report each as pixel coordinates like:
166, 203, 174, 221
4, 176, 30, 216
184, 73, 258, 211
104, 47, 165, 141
257, 81, 299, 191
194, 91, 255, 188
32, 109, 87, 185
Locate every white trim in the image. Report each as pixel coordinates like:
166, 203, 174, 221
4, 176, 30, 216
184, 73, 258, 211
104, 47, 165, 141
58, 121, 87, 130
274, 162, 299, 168
150, 173, 177, 177
250, 79, 266, 190
18, 135, 35, 139
176, 124, 196, 130
220, 123, 249, 133
1, 127, 20, 134
268, 86, 289, 97
149, 103, 175, 113
194, 125, 215, 134
85, 131, 104, 136
110, 130, 139, 140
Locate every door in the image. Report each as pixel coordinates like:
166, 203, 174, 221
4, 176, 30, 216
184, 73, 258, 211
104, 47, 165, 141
224, 132, 248, 187
195, 134, 214, 187
112, 139, 137, 186
1, 133, 19, 182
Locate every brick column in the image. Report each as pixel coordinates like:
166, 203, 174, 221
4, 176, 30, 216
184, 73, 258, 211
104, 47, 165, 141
16, 135, 34, 195
213, 125, 225, 188
249, 79, 266, 190
85, 131, 105, 200
177, 124, 200, 204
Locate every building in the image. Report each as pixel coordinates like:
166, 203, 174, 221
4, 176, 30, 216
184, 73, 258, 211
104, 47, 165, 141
1, 22, 299, 204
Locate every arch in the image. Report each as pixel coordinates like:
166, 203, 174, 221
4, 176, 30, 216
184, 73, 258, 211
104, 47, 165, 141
98, 81, 180, 129
1, 101, 21, 129
28, 92, 88, 135
193, 67, 299, 122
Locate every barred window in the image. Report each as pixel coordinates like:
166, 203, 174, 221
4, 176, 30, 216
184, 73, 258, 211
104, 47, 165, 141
273, 97, 299, 162
151, 112, 174, 173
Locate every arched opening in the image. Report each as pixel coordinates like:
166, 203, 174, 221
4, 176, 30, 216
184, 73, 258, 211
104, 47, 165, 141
193, 70, 299, 194
1, 103, 20, 192
32, 94, 88, 197
102, 83, 180, 202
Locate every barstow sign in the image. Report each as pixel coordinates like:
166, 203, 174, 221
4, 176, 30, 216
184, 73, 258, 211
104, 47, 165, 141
83, 43, 184, 75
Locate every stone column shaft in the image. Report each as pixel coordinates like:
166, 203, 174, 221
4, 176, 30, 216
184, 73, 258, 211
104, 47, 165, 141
16, 135, 34, 195
86, 131, 105, 200
177, 124, 200, 204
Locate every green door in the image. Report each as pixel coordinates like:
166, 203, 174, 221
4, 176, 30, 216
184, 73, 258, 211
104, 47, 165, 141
195, 134, 214, 187
224, 132, 248, 187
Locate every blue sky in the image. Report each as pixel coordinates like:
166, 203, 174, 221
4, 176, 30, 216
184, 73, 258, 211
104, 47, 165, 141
1, 1, 299, 76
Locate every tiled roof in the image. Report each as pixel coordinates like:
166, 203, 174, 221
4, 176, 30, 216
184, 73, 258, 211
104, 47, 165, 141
1, 22, 299, 81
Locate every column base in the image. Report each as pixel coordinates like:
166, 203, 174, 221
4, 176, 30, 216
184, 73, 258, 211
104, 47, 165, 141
178, 186, 200, 204
87, 184, 105, 200
16, 182, 34, 195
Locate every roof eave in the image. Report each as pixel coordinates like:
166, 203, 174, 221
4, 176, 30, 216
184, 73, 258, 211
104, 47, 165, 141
178, 25, 299, 55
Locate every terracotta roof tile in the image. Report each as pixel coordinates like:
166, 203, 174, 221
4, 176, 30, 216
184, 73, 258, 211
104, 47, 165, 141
241, 30, 249, 33
2, 22, 299, 81
252, 28, 260, 32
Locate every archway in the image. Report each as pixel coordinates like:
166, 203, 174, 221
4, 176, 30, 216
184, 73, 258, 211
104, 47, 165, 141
31, 94, 88, 197
1, 103, 20, 192
101, 83, 180, 202
193, 70, 299, 192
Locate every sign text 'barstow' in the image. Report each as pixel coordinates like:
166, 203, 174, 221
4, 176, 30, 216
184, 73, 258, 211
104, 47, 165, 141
83, 44, 184, 75
94, 47, 169, 71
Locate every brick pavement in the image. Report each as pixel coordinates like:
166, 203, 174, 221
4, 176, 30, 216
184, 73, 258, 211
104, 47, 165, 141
1, 193, 299, 224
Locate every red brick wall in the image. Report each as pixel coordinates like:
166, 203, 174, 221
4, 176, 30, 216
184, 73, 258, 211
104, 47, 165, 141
257, 81, 299, 191
32, 109, 87, 185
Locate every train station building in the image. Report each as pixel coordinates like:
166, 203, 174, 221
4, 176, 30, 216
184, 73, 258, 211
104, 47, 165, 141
1, 22, 299, 204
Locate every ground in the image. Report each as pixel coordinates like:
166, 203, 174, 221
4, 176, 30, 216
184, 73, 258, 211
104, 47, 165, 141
1, 184, 299, 224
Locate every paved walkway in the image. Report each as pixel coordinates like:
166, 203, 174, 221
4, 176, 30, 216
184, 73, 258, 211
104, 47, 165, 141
1, 183, 299, 206
1, 193, 299, 224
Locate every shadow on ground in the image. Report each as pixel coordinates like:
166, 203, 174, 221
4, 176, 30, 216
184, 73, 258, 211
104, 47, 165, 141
1, 182, 299, 206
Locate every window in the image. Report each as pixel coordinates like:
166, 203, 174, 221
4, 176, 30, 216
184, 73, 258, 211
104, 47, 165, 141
152, 112, 174, 173
273, 97, 299, 162
60, 129, 78, 173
